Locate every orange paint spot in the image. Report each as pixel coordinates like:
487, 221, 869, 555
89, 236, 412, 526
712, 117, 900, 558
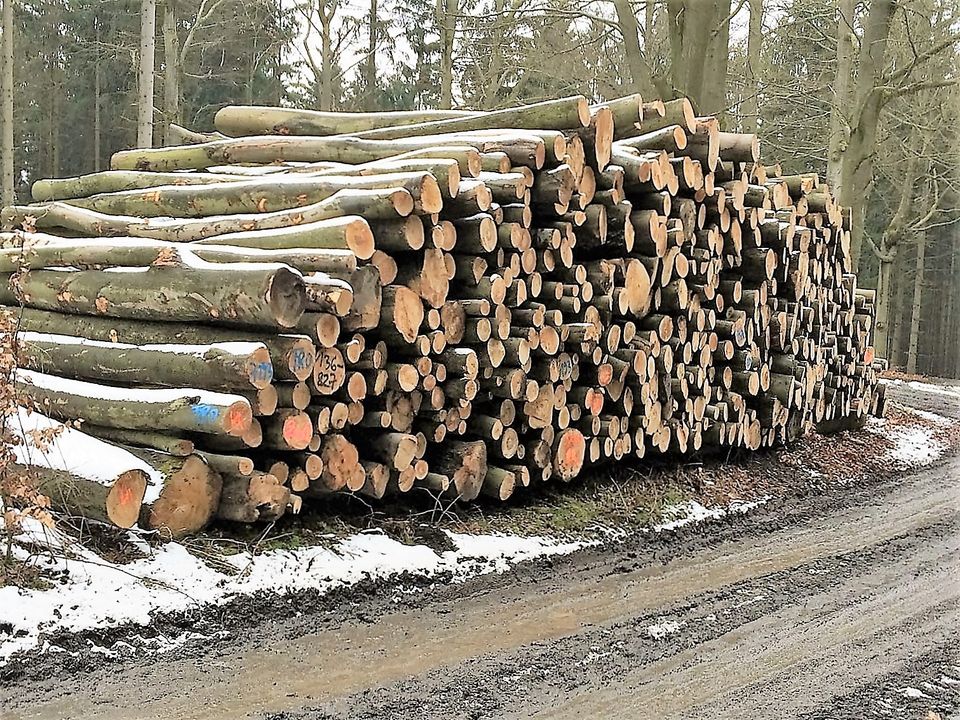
225, 403, 250, 433
116, 483, 134, 505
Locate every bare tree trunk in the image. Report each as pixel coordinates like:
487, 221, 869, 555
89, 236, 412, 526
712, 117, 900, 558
666, 0, 722, 109
613, 0, 656, 98
364, 0, 378, 111
644, 0, 654, 47
890, 248, 908, 368
50, 79, 60, 177
701, 0, 731, 118
1, 0, 13, 206
319, 1, 334, 111
137, 0, 157, 148
94, 19, 102, 171
827, 0, 855, 189
742, 0, 762, 133
484, 0, 504, 109
162, 0, 180, 146
874, 250, 896, 359
439, 0, 457, 109
838, 0, 896, 272
907, 235, 926, 375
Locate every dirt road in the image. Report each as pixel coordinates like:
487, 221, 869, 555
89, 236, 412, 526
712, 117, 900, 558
2, 383, 958, 720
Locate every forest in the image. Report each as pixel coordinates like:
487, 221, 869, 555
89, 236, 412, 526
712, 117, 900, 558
0, 0, 957, 377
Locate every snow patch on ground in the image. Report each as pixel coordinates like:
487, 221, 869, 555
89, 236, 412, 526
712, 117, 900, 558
0, 493, 775, 666
0, 522, 587, 665
884, 424, 946, 466
653, 497, 771, 532
646, 619, 684, 639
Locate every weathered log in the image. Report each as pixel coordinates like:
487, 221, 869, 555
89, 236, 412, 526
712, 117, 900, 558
16, 369, 253, 437
215, 105, 475, 137
7, 407, 149, 528
3, 261, 306, 329
16, 332, 274, 391
3, 189, 410, 242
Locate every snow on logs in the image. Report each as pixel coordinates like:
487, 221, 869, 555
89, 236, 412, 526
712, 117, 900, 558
0, 92, 883, 535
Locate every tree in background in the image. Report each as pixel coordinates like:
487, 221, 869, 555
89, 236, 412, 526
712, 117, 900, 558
1, 0, 14, 207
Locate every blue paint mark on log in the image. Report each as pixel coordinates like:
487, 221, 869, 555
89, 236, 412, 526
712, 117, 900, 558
192, 403, 221, 424
250, 361, 274, 383
291, 349, 311, 371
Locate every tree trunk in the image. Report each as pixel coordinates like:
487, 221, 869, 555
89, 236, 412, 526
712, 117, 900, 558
700, 0, 731, 118
612, 0, 656, 98
5, 306, 317, 382
742, 0, 762, 133
827, 0, 855, 189
889, 247, 908, 367
667, 0, 722, 109
93, 19, 102, 171
907, 235, 926, 374
365, 0, 378, 111
68, 171, 442, 218
873, 249, 895, 359
319, 1, 334, 111
1, 0, 13, 206
347, 96, 590, 141
838, 0, 896, 271
439, 0, 457, 109
5, 192, 400, 245
162, 0, 181, 146
137, 0, 157, 148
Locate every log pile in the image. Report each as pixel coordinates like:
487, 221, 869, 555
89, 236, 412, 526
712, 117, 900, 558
0, 94, 884, 536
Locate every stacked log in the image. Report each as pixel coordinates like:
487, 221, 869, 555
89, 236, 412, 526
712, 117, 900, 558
0, 94, 883, 534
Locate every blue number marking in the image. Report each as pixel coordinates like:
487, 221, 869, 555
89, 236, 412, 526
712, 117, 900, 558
192, 403, 221, 424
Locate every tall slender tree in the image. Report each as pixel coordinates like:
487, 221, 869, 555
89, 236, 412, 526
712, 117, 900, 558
1, 0, 14, 205
137, 0, 157, 147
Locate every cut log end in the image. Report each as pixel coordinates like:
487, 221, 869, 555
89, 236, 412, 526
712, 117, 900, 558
265, 267, 308, 328
553, 428, 585, 481
144, 455, 223, 538
106, 469, 150, 528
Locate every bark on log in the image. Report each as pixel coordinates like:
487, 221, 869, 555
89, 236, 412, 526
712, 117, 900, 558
3, 262, 306, 329
16, 368, 253, 437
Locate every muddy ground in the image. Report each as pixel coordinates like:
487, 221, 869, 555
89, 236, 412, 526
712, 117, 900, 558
0, 380, 958, 720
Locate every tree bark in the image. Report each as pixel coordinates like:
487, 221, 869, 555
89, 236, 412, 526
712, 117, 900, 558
162, 0, 181, 146
15, 368, 254, 438
742, 0, 762, 133
837, 0, 896, 272
827, 0, 855, 189
906, 234, 926, 374
439, 0, 458, 109
364, 0, 378, 111
137, 0, 158, 148
17, 331, 274, 391
1, 0, 13, 206
8, 408, 149, 528
2, 262, 306, 329
612, 0, 656, 98
5, 191, 403, 244
214, 106, 473, 137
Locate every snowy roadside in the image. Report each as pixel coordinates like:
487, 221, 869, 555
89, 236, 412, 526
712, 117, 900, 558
1, 390, 956, 667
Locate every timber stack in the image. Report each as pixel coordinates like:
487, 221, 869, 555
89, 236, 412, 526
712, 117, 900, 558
0, 94, 884, 536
